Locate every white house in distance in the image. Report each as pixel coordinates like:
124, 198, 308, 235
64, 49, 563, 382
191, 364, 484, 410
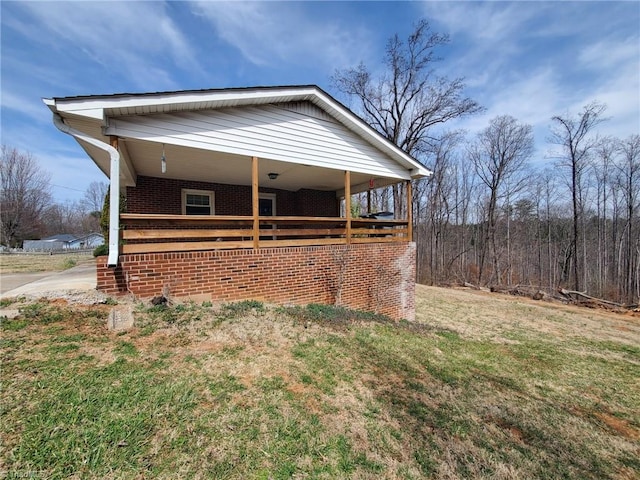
23, 233, 104, 252
44, 85, 431, 320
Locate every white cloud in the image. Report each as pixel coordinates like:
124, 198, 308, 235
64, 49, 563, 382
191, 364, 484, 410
449, 67, 562, 137
571, 33, 639, 139
190, 1, 372, 71
0, 90, 50, 124
582, 62, 640, 140
416, 2, 548, 94
453, 56, 638, 155
10, 1, 200, 91
422, 1, 542, 44
578, 35, 639, 71
421, 1, 639, 149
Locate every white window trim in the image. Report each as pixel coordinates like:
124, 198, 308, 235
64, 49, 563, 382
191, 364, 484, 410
182, 188, 215, 215
258, 193, 276, 216
259, 193, 277, 239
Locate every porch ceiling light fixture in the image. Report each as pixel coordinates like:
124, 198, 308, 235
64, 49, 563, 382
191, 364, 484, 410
267, 172, 279, 180
161, 144, 167, 174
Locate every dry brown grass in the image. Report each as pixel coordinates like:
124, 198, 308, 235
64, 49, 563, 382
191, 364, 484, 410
0, 252, 93, 273
416, 284, 640, 345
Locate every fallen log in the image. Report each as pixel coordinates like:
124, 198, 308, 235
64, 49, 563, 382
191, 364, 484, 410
532, 291, 544, 301
490, 284, 546, 300
558, 289, 636, 310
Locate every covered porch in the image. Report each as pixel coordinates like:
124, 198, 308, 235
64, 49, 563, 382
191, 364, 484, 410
115, 148, 414, 254
45, 86, 430, 319
107, 133, 416, 258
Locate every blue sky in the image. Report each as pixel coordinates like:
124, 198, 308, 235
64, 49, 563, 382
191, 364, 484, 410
1, 1, 639, 203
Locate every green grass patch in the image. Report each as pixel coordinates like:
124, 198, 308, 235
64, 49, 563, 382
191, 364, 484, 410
220, 299, 265, 319
1, 317, 28, 331
7, 358, 198, 478
113, 341, 138, 357
46, 343, 80, 354
282, 302, 392, 326
61, 258, 77, 269
0, 297, 17, 307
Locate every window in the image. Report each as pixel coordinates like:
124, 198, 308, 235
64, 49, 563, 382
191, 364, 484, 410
182, 189, 214, 215
259, 193, 276, 216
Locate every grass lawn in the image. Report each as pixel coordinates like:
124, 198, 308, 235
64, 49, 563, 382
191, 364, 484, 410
0, 252, 93, 273
1, 286, 638, 479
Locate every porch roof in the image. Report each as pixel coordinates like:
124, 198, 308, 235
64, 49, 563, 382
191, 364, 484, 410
43, 85, 431, 194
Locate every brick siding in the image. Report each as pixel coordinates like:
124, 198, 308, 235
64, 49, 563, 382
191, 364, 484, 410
97, 243, 416, 321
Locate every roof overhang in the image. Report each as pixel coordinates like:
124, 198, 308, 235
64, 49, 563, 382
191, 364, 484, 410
44, 85, 432, 194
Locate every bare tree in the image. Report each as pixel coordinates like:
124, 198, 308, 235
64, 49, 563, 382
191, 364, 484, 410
469, 115, 534, 285
420, 131, 464, 284
593, 136, 618, 296
80, 181, 108, 232
332, 19, 483, 216
0, 146, 52, 247
41, 201, 87, 237
616, 134, 640, 303
82, 181, 108, 214
549, 101, 607, 291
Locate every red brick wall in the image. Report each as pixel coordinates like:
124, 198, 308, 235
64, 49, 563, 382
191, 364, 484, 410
126, 176, 338, 217
97, 243, 416, 321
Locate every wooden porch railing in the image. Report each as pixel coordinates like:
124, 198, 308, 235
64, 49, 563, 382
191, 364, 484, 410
120, 214, 409, 254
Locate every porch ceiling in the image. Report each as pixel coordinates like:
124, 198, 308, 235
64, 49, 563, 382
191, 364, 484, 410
122, 138, 386, 195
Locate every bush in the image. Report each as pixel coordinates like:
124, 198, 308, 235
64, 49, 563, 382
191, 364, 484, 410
93, 244, 108, 257
62, 258, 77, 269
100, 188, 126, 245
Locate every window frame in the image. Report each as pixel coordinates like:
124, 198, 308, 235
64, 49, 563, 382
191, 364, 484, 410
181, 188, 215, 216
258, 193, 277, 216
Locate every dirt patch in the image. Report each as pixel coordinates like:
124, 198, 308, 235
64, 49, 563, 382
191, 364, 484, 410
617, 465, 640, 480
595, 412, 640, 440
3, 289, 115, 306
488, 416, 527, 445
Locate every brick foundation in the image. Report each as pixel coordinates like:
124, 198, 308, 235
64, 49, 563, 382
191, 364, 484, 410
97, 243, 416, 321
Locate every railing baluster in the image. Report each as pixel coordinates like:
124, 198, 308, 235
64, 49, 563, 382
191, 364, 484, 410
119, 214, 409, 254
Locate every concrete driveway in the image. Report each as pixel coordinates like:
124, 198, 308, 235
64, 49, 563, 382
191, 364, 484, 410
0, 261, 97, 298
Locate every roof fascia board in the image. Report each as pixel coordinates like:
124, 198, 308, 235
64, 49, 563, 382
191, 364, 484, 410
49, 86, 318, 116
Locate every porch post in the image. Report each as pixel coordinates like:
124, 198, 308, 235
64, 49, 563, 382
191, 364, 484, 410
252, 156, 259, 249
345, 170, 351, 244
406, 180, 413, 242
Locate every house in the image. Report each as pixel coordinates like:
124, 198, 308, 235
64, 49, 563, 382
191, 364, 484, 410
68, 233, 105, 249
44, 85, 431, 320
23, 233, 104, 251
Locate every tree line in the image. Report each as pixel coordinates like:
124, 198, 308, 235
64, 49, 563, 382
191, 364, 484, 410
335, 20, 639, 305
0, 145, 107, 248
410, 125, 639, 305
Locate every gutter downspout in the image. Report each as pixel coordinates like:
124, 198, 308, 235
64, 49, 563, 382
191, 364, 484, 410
52, 114, 120, 267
